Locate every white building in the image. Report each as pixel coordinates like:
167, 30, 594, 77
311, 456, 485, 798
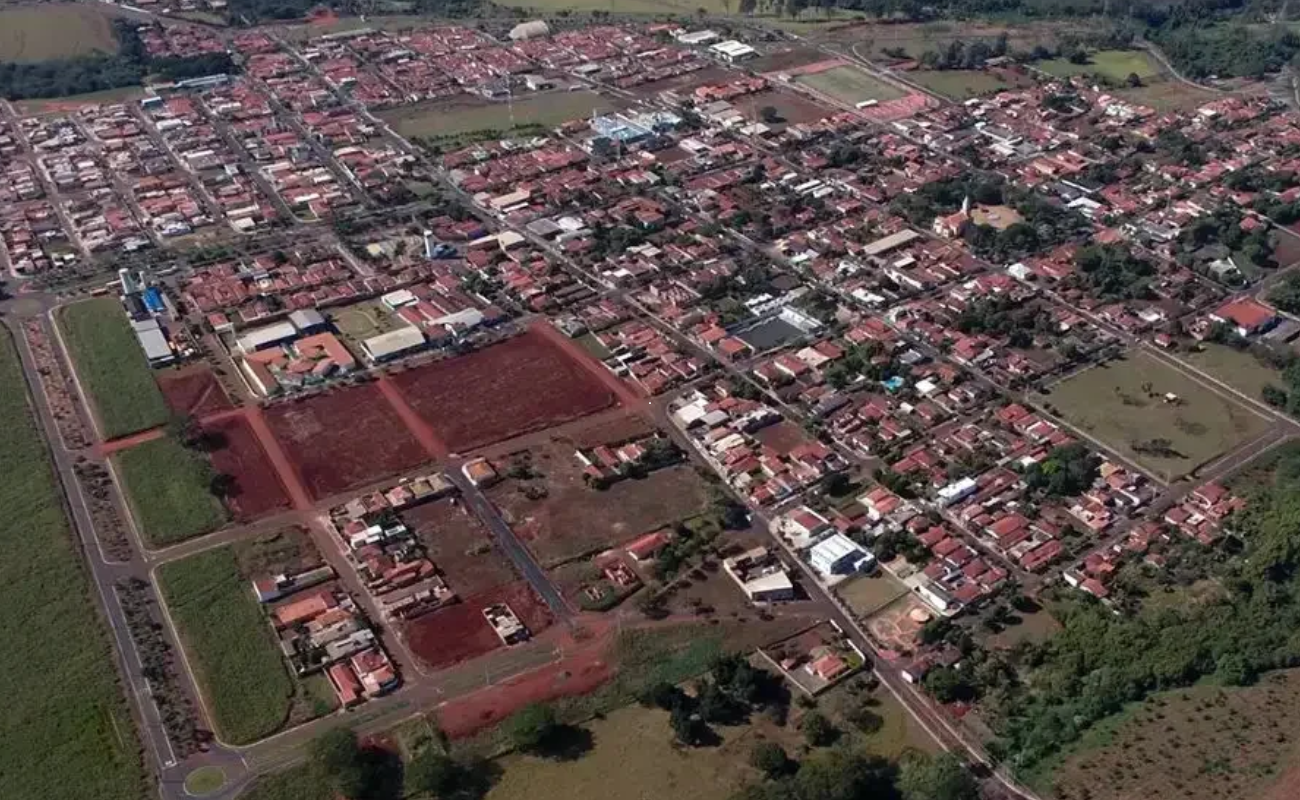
711, 40, 757, 62
808, 534, 874, 578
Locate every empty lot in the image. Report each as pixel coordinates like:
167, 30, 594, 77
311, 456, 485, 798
1042, 350, 1270, 481
794, 64, 906, 105
0, 4, 121, 62
381, 90, 617, 141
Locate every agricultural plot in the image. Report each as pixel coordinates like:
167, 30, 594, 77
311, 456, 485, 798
380, 91, 616, 142
404, 581, 553, 671
113, 436, 228, 547
404, 498, 516, 597
0, 328, 145, 800
1041, 350, 1270, 481
263, 383, 430, 501
204, 414, 292, 521
157, 366, 233, 418
59, 298, 169, 439
487, 442, 714, 566
156, 546, 295, 745
793, 64, 906, 105
389, 330, 617, 453
0, 3, 121, 62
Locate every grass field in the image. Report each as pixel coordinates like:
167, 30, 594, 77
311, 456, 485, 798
909, 68, 1032, 99
0, 327, 145, 800
157, 546, 295, 745
828, 19, 1082, 57
0, 3, 120, 62
1181, 343, 1285, 406
381, 91, 616, 141
837, 572, 909, 617
1117, 80, 1219, 112
1037, 49, 1162, 81
114, 437, 227, 547
1034, 670, 1300, 800
1042, 350, 1270, 481
794, 65, 905, 105
59, 298, 169, 439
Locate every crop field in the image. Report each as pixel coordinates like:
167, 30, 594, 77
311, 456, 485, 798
404, 581, 553, 670
794, 64, 906, 105
1038, 670, 1300, 800
1041, 350, 1270, 481
0, 4, 121, 62
909, 68, 1034, 99
59, 298, 169, 439
157, 546, 295, 745
113, 436, 228, 547
263, 383, 430, 501
1036, 49, 1163, 82
389, 330, 617, 453
204, 414, 291, 521
0, 329, 144, 800
404, 498, 516, 597
157, 366, 232, 418
380, 91, 617, 141
487, 442, 713, 566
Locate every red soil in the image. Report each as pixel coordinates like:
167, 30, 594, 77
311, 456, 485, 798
157, 367, 233, 418
99, 426, 164, 455
388, 328, 617, 454
262, 383, 432, 502
404, 581, 554, 671
203, 412, 293, 520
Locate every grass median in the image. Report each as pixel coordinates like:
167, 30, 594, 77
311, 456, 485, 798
59, 297, 168, 439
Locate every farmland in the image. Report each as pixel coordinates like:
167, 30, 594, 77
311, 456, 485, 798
156, 546, 295, 745
0, 4, 121, 62
157, 366, 233, 418
380, 91, 616, 142
389, 330, 617, 453
59, 298, 170, 439
404, 581, 553, 670
113, 436, 228, 547
1039, 670, 1300, 800
0, 328, 145, 800
263, 383, 431, 500
793, 64, 906, 105
1041, 350, 1270, 481
204, 414, 292, 521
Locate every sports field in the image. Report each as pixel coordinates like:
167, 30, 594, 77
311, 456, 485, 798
794, 65, 905, 105
0, 4, 121, 62
0, 327, 144, 800
1042, 350, 1270, 481
381, 91, 616, 141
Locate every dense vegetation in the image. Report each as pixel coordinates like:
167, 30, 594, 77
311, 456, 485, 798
59, 298, 169, 439
113, 436, 228, 547
157, 546, 294, 744
0, 328, 145, 800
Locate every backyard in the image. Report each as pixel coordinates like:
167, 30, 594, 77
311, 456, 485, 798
0, 328, 145, 800
1041, 350, 1270, 481
59, 297, 170, 439
113, 436, 228, 547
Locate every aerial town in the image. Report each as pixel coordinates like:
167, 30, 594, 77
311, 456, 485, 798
8, 2, 1300, 800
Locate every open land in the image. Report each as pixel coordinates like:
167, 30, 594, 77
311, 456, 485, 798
404, 581, 553, 671
742, 88, 835, 126
59, 298, 170, 439
0, 328, 145, 800
263, 383, 431, 501
487, 442, 714, 566
0, 3, 121, 62
794, 64, 906, 105
909, 68, 1034, 99
1041, 349, 1270, 481
1182, 343, 1285, 405
380, 91, 617, 141
404, 497, 517, 597
389, 330, 617, 453
1036, 49, 1163, 81
204, 414, 292, 521
113, 436, 228, 547
157, 365, 233, 418
14, 85, 147, 115
824, 19, 1082, 58
837, 572, 910, 618
156, 545, 295, 745
1116, 80, 1219, 111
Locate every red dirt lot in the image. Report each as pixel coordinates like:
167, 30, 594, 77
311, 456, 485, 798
157, 366, 233, 417
204, 413, 292, 520
403, 498, 517, 597
262, 383, 431, 501
389, 329, 617, 453
404, 581, 553, 671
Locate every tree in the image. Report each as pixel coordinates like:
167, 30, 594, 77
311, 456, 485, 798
923, 666, 974, 704
749, 741, 793, 779
308, 728, 365, 799
639, 680, 688, 711
507, 703, 559, 754
759, 105, 782, 124
1125, 71, 1143, 87
898, 753, 979, 800
1263, 384, 1289, 408
800, 711, 838, 746
670, 704, 712, 746
405, 750, 460, 797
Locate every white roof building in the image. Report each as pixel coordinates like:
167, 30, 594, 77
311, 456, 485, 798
361, 327, 425, 364
237, 320, 298, 354
711, 40, 757, 62
808, 533, 874, 578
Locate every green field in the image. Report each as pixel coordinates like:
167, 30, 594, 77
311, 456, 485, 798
1182, 343, 1285, 405
1037, 49, 1162, 81
0, 3, 121, 62
382, 91, 617, 142
157, 546, 295, 744
832, 20, 1082, 61
114, 437, 227, 547
794, 65, 906, 105
1042, 349, 1270, 481
1116, 80, 1219, 112
59, 298, 169, 439
908, 68, 1032, 99
0, 327, 145, 800
837, 572, 909, 617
